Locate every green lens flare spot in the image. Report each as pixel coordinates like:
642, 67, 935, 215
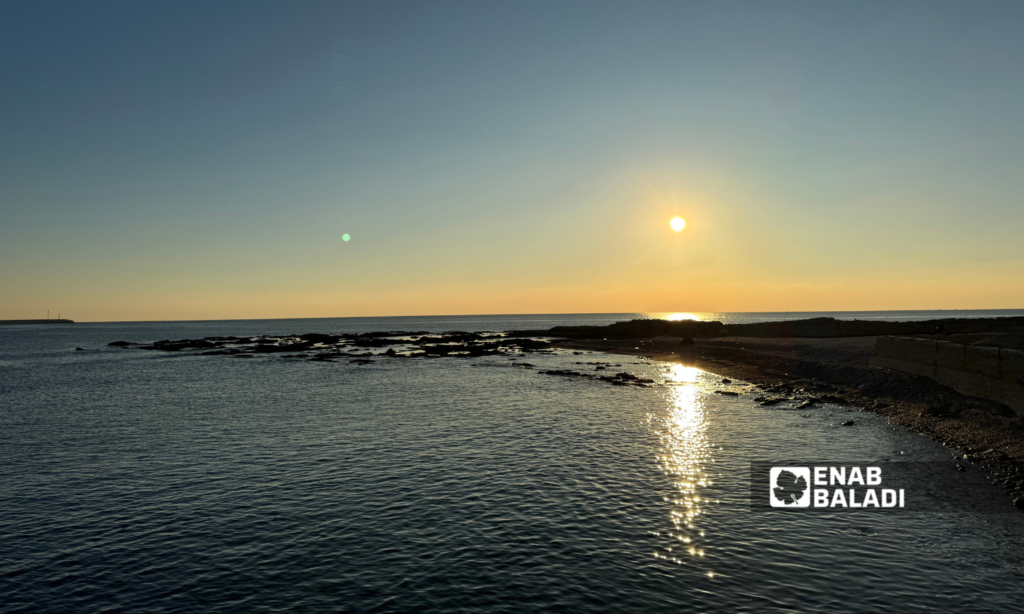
342, 234, 351, 242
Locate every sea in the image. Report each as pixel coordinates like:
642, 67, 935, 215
3, 310, 1024, 612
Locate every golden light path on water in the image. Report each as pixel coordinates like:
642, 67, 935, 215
651, 363, 716, 577
643, 312, 702, 322
665, 313, 700, 322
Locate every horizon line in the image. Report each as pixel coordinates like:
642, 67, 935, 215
17, 307, 1024, 325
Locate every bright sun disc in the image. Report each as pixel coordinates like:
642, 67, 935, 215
670, 217, 686, 232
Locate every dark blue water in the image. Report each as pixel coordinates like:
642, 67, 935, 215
3, 313, 1024, 612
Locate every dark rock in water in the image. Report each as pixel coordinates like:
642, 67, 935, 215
796, 400, 817, 409
540, 369, 586, 377
253, 342, 314, 354
75, 347, 85, 351
595, 372, 656, 387
820, 395, 849, 405
957, 464, 966, 472
715, 390, 739, 396
233, 355, 252, 358
758, 397, 784, 406
298, 333, 342, 344
841, 420, 855, 426
350, 359, 375, 365
721, 378, 732, 384
108, 329, 551, 365
413, 332, 486, 345
141, 338, 223, 352
352, 337, 407, 347
1015, 498, 1024, 510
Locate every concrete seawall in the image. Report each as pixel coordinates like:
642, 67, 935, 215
870, 336, 1024, 415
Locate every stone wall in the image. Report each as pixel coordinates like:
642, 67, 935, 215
870, 336, 1024, 415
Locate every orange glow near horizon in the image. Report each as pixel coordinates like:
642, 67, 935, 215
5, 173, 1024, 322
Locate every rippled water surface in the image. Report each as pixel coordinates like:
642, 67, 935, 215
3, 314, 1024, 612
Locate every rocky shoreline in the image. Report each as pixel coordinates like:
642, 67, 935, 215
554, 335, 1024, 511
105, 321, 1024, 510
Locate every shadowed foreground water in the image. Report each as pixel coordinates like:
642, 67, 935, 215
2, 315, 1024, 612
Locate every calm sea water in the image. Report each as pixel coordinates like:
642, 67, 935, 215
3, 312, 1024, 612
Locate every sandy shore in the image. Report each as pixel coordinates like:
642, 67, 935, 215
556, 335, 1024, 509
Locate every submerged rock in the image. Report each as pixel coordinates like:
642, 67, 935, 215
540, 369, 586, 377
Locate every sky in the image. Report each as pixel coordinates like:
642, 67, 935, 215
2, 0, 1023, 321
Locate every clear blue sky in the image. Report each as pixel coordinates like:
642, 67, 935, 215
2, 1, 1022, 320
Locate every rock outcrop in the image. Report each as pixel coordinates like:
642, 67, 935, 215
517, 316, 1024, 340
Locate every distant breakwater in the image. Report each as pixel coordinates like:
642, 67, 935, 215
0, 319, 74, 325
517, 316, 1024, 340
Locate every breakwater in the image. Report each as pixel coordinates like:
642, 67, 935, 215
518, 316, 1024, 339
871, 336, 1024, 415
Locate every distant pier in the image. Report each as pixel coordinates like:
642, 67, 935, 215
0, 319, 74, 325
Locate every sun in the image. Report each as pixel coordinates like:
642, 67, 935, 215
670, 217, 686, 232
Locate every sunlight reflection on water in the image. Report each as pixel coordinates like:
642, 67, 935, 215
651, 364, 714, 573
653, 312, 702, 322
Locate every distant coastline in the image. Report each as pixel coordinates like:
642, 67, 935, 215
0, 319, 74, 325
